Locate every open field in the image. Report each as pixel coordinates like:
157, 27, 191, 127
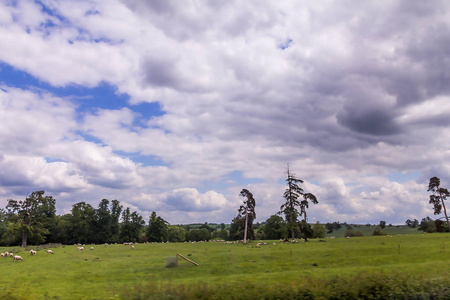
1, 233, 449, 299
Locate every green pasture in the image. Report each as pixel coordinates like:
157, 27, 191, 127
1, 233, 449, 299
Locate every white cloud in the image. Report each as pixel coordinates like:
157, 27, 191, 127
0, 0, 449, 226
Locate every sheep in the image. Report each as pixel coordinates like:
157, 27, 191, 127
9, 253, 14, 257
131, 246, 135, 250
89, 247, 94, 251
47, 249, 54, 254
13, 255, 23, 262
77, 247, 84, 251
30, 250, 37, 255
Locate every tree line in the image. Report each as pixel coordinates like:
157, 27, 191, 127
0, 173, 448, 247
0, 165, 321, 246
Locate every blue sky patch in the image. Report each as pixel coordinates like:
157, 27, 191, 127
387, 171, 420, 183
113, 150, 169, 167
0, 62, 165, 123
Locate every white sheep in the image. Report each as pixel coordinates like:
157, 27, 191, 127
77, 247, 84, 251
4, 251, 9, 257
47, 249, 54, 254
89, 247, 94, 251
0, 253, 4, 257
30, 250, 37, 255
13, 255, 23, 262
131, 246, 135, 250
9, 252, 14, 257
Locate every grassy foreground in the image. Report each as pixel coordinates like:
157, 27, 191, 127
0, 233, 449, 299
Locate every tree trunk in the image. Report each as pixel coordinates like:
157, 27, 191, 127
243, 208, 248, 243
22, 231, 28, 248
439, 190, 450, 231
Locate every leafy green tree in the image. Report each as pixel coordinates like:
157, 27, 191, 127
120, 208, 145, 243
298, 220, 314, 240
186, 228, 210, 242
199, 222, 214, 233
264, 215, 287, 240
379, 220, 386, 229
1, 221, 21, 245
212, 229, 229, 240
372, 226, 387, 236
418, 216, 436, 233
147, 211, 168, 242
167, 225, 186, 242
434, 219, 449, 232
255, 225, 266, 240
229, 216, 245, 241
0, 209, 6, 245
279, 165, 318, 239
95, 199, 113, 243
428, 177, 450, 231
312, 222, 326, 238
110, 199, 123, 243
70, 202, 96, 244
238, 189, 256, 243
51, 214, 72, 245
3, 190, 56, 247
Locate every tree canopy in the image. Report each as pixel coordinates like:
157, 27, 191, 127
279, 165, 318, 239
428, 176, 450, 231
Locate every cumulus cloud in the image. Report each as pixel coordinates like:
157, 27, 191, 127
0, 0, 449, 225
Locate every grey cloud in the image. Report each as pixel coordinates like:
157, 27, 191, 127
337, 105, 400, 136
142, 56, 179, 88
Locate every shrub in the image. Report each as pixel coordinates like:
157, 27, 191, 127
372, 226, 388, 236
344, 228, 364, 237
312, 222, 326, 238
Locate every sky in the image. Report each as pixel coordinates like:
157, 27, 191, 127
1, 0, 449, 226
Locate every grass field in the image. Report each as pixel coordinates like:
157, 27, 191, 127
1, 233, 449, 299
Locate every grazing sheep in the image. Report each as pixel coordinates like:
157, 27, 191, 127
0, 253, 4, 257
9, 253, 14, 257
89, 247, 94, 251
47, 249, 54, 254
131, 246, 135, 250
30, 250, 37, 255
77, 247, 84, 251
13, 255, 23, 262
4, 251, 9, 257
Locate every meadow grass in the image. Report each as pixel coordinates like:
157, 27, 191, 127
0, 233, 449, 299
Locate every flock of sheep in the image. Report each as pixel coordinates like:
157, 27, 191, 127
0, 248, 57, 262
0, 251, 23, 262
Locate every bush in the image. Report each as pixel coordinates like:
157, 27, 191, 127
344, 228, 364, 237
372, 226, 388, 236
312, 222, 326, 238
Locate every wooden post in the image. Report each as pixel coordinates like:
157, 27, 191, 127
177, 253, 199, 266
346, 246, 348, 259
398, 243, 401, 255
